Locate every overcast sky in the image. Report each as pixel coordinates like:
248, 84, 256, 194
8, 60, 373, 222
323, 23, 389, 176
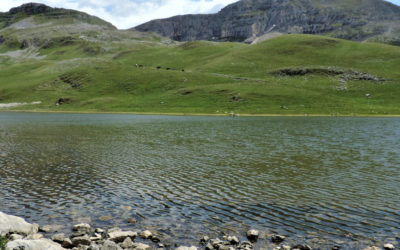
1, 0, 399, 29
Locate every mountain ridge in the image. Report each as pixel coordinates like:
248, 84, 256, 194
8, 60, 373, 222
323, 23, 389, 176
135, 0, 400, 44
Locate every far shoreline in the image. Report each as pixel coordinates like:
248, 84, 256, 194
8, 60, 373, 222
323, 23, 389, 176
1, 109, 400, 118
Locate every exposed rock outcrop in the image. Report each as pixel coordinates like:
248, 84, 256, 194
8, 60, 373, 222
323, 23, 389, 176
135, 0, 400, 44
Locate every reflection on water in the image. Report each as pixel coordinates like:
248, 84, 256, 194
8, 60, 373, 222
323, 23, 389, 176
0, 113, 399, 248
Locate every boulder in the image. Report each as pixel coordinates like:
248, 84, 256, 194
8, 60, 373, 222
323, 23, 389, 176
5, 238, 65, 250
0, 212, 39, 236
107, 230, 137, 243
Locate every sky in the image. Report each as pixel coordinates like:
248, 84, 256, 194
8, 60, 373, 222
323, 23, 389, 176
0, 0, 399, 29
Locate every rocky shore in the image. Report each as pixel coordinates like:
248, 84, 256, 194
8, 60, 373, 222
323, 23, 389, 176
0, 212, 396, 250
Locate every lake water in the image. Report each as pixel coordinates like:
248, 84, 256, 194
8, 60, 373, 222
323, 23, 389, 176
0, 112, 399, 249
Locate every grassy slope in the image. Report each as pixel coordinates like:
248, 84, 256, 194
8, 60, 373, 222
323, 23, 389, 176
1, 34, 400, 115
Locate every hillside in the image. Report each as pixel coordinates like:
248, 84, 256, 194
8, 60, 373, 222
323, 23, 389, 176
1, 3, 400, 115
135, 0, 400, 45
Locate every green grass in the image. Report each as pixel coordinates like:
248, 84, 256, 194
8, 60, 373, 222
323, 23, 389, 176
0, 235, 7, 250
1, 34, 400, 115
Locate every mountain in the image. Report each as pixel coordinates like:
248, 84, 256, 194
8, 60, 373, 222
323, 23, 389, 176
0, 3, 165, 52
135, 0, 400, 45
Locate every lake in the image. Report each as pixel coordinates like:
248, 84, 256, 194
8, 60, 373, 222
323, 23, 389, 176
0, 112, 399, 249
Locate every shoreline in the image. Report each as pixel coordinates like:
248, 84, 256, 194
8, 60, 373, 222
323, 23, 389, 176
1, 109, 400, 118
0, 211, 396, 250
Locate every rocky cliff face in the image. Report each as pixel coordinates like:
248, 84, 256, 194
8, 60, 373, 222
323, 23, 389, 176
135, 0, 400, 44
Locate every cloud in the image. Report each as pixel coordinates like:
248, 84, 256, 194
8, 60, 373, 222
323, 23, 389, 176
0, 0, 239, 29
1, 0, 399, 29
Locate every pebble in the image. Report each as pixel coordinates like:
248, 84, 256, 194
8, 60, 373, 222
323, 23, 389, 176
139, 230, 153, 239
384, 244, 395, 250
292, 244, 312, 250
95, 228, 105, 234
200, 236, 210, 244
176, 246, 198, 250
39, 225, 52, 233
271, 234, 286, 243
72, 235, 91, 246
51, 233, 66, 243
246, 229, 259, 243
120, 237, 134, 248
73, 223, 91, 232
228, 236, 240, 245
9, 233, 24, 240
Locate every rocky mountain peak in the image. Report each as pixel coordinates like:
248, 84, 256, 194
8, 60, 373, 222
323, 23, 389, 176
8, 3, 54, 15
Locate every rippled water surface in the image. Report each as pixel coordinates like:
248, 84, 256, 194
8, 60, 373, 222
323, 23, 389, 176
1, 113, 399, 248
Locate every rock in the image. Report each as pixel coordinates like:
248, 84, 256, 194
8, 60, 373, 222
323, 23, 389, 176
132, 243, 151, 250
107, 227, 122, 233
126, 218, 137, 224
200, 236, 210, 244
363, 247, 382, 250
238, 241, 253, 250
176, 246, 197, 250
227, 236, 239, 245
271, 235, 286, 243
72, 235, 91, 246
151, 235, 161, 243
292, 245, 312, 250
384, 244, 395, 250
102, 240, 123, 250
26, 233, 44, 240
88, 244, 101, 250
210, 238, 225, 248
39, 225, 52, 233
5, 238, 65, 250
107, 230, 137, 243
71, 231, 87, 238
282, 245, 291, 250
9, 234, 24, 240
139, 230, 152, 239
72, 223, 91, 233
246, 230, 259, 243
90, 233, 102, 241
95, 228, 104, 234
61, 238, 73, 248
0, 212, 39, 236
120, 237, 134, 249
219, 246, 235, 250
205, 243, 215, 250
